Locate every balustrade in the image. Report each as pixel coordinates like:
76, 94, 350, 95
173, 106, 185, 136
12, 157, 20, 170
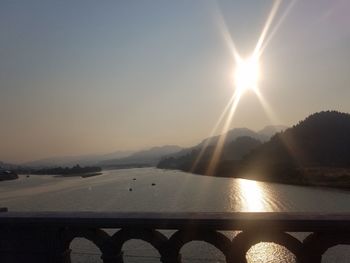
1, 212, 350, 262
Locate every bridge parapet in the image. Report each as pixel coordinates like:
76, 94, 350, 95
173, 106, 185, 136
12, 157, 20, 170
1, 212, 350, 263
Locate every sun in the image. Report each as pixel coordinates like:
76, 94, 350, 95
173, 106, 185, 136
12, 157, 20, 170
234, 56, 260, 93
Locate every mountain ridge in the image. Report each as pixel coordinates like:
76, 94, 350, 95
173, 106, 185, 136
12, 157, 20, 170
100, 145, 183, 167
157, 125, 287, 170
2, 125, 287, 169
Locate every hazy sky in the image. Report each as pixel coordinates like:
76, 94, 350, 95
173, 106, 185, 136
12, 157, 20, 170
1, 0, 350, 163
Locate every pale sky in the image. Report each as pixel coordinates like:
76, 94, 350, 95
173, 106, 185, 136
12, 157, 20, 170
1, 0, 350, 163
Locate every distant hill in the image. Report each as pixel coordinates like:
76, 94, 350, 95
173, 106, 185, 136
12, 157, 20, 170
198, 126, 286, 148
157, 125, 286, 171
158, 136, 261, 171
100, 145, 183, 167
22, 151, 133, 168
14, 145, 183, 170
258, 125, 288, 138
203, 128, 263, 146
5, 126, 285, 171
0, 161, 19, 170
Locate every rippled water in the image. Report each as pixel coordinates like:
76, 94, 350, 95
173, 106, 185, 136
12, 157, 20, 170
1, 168, 350, 262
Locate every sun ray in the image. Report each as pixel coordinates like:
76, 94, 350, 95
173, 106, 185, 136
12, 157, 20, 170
254, 88, 281, 126
214, 4, 241, 63
206, 91, 242, 176
258, 0, 298, 57
253, 0, 282, 58
254, 89, 303, 169
190, 93, 236, 172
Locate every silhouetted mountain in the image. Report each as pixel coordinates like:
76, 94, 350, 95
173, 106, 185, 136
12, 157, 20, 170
215, 111, 350, 186
100, 145, 183, 167
248, 111, 350, 164
158, 136, 261, 171
202, 128, 264, 146
181, 126, 285, 156
258, 125, 288, 138
157, 126, 286, 171
22, 151, 133, 168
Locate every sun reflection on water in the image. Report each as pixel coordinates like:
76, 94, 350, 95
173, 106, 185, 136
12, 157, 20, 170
247, 242, 296, 263
231, 178, 271, 212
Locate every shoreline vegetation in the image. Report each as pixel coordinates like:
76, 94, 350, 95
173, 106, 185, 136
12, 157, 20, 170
163, 165, 350, 190
102, 163, 153, 170
14, 165, 103, 178
56, 172, 102, 178
0, 170, 18, 181
29, 165, 102, 176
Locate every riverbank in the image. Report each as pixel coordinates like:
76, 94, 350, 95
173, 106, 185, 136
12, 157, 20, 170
56, 172, 103, 178
301, 167, 350, 189
162, 165, 350, 190
0, 171, 18, 182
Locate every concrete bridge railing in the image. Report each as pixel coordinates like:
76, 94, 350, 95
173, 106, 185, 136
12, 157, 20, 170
1, 211, 350, 263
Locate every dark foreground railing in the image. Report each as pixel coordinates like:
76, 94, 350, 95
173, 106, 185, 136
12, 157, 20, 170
1, 211, 350, 263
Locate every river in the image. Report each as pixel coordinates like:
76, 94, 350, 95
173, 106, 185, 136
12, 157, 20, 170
1, 168, 350, 262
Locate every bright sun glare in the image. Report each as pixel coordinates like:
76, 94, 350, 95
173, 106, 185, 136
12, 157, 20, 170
234, 56, 260, 93
202, 0, 294, 176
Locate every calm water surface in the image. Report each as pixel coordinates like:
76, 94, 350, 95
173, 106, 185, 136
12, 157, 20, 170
1, 168, 350, 262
